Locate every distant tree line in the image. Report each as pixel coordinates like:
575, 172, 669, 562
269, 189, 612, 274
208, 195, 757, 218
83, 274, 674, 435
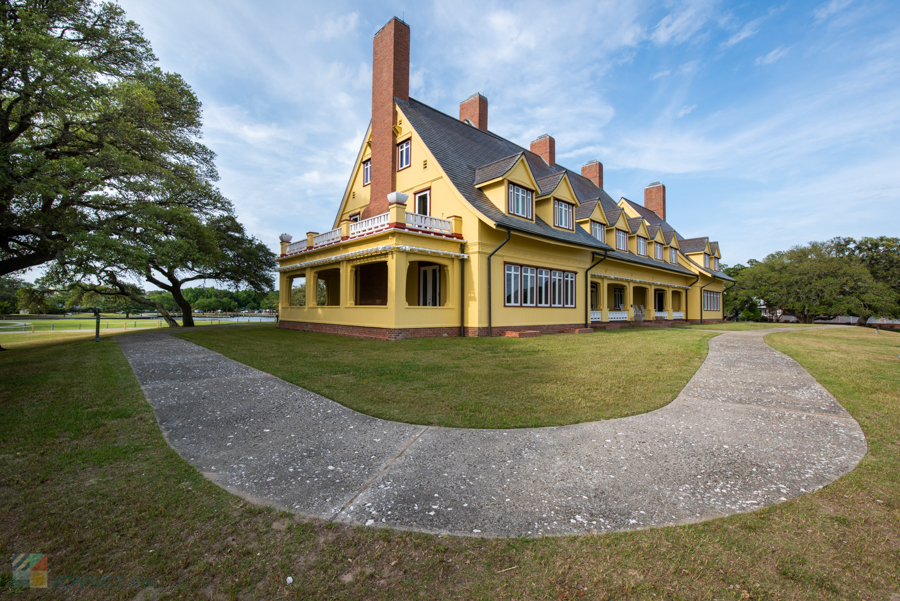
723, 236, 900, 324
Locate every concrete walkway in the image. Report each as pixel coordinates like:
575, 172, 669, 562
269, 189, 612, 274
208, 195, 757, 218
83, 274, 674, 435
117, 327, 866, 538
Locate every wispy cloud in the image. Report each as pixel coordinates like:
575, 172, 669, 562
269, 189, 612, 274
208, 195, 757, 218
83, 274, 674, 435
651, 69, 671, 80
651, 2, 715, 45
813, 0, 854, 23
755, 46, 790, 65
677, 104, 698, 118
722, 16, 764, 47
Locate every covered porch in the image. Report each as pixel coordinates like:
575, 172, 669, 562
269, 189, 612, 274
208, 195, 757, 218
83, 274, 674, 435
588, 275, 688, 324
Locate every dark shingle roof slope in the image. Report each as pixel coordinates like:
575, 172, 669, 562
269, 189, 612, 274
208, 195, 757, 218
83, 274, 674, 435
607, 251, 696, 277
605, 207, 624, 227
473, 153, 521, 185
627, 217, 644, 234
398, 97, 615, 251
535, 172, 566, 196
575, 198, 599, 221
647, 224, 660, 239
709, 241, 719, 255
679, 237, 709, 254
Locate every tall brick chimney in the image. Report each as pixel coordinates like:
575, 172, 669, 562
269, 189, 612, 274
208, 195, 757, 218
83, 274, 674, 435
365, 17, 410, 219
530, 134, 555, 167
459, 93, 488, 131
644, 182, 666, 220
581, 160, 603, 189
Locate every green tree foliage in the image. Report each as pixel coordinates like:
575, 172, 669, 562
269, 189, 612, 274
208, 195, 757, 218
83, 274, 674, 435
0, 274, 25, 313
290, 279, 325, 307
0, 0, 221, 276
721, 262, 763, 321
740, 241, 897, 324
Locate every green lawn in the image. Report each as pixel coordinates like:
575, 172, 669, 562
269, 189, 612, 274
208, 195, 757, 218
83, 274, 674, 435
176, 325, 715, 429
1, 327, 898, 599
673, 322, 823, 331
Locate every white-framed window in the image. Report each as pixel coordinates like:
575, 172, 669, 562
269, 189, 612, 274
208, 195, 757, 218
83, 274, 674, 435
713, 257, 719, 271
564, 272, 576, 307
413, 190, 429, 215
704, 253, 710, 268
507, 183, 533, 219
615, 229, 627, 251
591, 221, 605, 241
613, 287, 625, 310
554, 199, 573, 230
397, 139, 411, 170
670, 247, 677, 264
637, 236, 647, 256
655, 243, 663, 261
362, 160, 371, 185
537, 269, 550, 307
703, 290, 721, 311
521, 267, 536, 306
551, 270, 564, 307
504, 264, 520, 306
349, 213, 360, 223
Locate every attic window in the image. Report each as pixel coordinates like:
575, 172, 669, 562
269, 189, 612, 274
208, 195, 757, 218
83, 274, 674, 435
670, 247, 677, 264
615, 229, 627, 251
363, 159, 371, 185
704, 253, 710, 268
397, 140, 411, 170
591, 221, 604, 241
553, 200, 574, 230
508, 183, 533, 219
713, 257, 719, 271
655, 243, 663, 261
637, 236, 648, 256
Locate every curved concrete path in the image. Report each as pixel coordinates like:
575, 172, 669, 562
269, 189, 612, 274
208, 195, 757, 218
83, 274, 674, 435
117, 327, 866, 538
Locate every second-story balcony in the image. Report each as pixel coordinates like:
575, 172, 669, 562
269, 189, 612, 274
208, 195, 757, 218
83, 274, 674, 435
282, 202, 460, 257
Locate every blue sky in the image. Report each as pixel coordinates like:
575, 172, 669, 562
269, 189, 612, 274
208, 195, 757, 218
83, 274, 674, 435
116, 0, 900, 267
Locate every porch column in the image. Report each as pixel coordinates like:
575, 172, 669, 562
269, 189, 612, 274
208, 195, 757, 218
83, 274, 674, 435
279, 273, 292, 310
601, 278, 608, 322
305, 267, 314, 306
626, 282, 634, 321
666, 287, 673, 320
389, 250, 409, 327
340, 260, 351, 307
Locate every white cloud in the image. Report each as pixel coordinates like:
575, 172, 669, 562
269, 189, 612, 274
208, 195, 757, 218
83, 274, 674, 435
755, 46, 790, 65
677, 104, 697, 118
813, 0, 854, 23
722, 16, 763, 47
651, 1, 715, 45
651, 69, 672, 80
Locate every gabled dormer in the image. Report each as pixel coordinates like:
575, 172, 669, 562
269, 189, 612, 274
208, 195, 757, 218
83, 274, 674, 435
607, 207, 628, 251
534, 171, 580, 232
680, 237, 713, 269
576, 198, 608, 242
647, 224, 667, 261
474, 153, 538, 221
663, 230, 680, 265
626, 217, 650, 256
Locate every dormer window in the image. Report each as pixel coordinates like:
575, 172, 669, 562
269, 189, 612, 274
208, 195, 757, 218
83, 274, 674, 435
713, 257, 719, 271
670, 247, 677, 264
553, 200, 574, 230
637, 236, 648, 256
507, 183, 533, 219
362, 160, 371, 185
397, 140, 411, 170
615, 229, 627, 251
591, 221, 605, 241
704, 253, 710, 268
654, 243, 663, 261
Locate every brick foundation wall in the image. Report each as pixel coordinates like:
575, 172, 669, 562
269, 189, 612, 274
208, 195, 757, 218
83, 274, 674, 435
279, 320, 461, 341
464, 323, 586, 337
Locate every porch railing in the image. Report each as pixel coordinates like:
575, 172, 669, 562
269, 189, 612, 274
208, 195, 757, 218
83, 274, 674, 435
590, 310, 602, 322
608, 310, 628, 321
406, 213, 452, 235
655, 311, 668, 319
313, 228, 342, 248
672, 311, 684, 319
286, 240, 306, 254
350, 212, 390, 237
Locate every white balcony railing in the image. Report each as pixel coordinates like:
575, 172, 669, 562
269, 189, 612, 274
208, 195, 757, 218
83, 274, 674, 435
655, 311, 668, 319
672, 311, 684, 319
609, 310, 628, 321
350, 212, 390, 237
590, 310, 602, 322
286, 240, 306, 254
313, 228, 342, 248
406, 212, 452, 235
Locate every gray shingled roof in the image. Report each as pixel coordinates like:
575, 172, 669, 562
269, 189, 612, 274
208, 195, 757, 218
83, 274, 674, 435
627, 217, 644, 235
473, 153, 521, 185
679, 237, 709, 254
709, 241, 719, 255
663, 230, 677, 245
399, 97, 612, 251
646, 224, 660, 239
575, 198, 600, 221
607, 250, 696, 277
683, 254, 736, 282
535, 172, 566, 196
605, 207, 624, 227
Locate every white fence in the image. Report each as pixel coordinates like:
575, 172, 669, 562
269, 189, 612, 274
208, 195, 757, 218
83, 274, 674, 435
406, 213, 452, 235
313, 228, 342, 248
286, 240, 306, 254
608, 310, 628, 321
655, 311, 668, 319
590, 311, 602, 322
350, 212, 391, 237
672, 311, 684, 319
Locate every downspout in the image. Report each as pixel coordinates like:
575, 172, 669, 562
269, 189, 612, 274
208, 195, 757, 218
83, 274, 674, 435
685, 272, 700, 323
487, 227, 512, 338
459, 242, 466, 337
584, 251, 609, 328
722, 279, 737, 321
698, 274, 719, 324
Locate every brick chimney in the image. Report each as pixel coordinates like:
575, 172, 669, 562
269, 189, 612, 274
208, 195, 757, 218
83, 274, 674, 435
459, 93, 488, 131
644, 182, 666, 220
365, 17, 410, 219
581, 160, 603, 189
530, 134, 555, 167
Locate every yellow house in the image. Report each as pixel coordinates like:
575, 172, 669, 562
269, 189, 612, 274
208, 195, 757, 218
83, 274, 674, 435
275, 18, 734, 340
